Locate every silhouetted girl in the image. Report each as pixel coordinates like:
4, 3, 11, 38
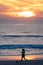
21, 49, 27, 61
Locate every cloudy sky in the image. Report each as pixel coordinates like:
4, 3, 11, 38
0, 0, 43, 18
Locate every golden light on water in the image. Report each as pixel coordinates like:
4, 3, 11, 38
26, 55, 43, 60
26, 55, 37, 60
0, 55, 43, 60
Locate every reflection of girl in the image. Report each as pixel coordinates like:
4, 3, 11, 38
21, 49, 27, 60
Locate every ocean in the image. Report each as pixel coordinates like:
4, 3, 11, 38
0, 22, 43, 59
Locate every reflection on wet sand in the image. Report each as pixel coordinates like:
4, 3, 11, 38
0, 55, 43, 61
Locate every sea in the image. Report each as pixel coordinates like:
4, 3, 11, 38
0, 19, 43, 59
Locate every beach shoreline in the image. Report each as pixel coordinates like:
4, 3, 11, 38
0, 55, 43, 61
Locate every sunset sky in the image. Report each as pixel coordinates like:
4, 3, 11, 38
0, 0, 43, 17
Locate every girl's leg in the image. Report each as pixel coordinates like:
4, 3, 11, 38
24, 57, 27, 60
21, 57, 23, 61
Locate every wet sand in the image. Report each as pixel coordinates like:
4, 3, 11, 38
0, 60, 43, 65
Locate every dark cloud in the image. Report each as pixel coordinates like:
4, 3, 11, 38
0, 4, 8, 12
0, 14, 43, 24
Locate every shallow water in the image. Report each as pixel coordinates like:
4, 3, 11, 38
0, 23, 43, 57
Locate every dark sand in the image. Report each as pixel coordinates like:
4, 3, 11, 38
0, 60, 43, 65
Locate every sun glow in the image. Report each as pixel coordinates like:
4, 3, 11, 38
0, 0, 43, 17
18, 11, 35, 17
3, 11, 35, 17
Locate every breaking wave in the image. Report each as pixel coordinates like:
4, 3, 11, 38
0, 34, 43, 38
0, 44, 43, 49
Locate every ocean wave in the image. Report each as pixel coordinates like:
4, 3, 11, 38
0, 34, 43, 37
0, 44, 43, 49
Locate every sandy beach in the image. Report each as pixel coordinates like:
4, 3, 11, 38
0, 60, 43, 65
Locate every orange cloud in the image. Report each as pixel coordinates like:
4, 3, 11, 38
0, 0, 43, 17
0, 4, 9, 12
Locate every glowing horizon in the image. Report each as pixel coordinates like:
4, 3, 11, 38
0, 0, 43, 17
